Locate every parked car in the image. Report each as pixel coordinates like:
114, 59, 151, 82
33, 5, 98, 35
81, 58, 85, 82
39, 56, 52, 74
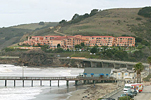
129, 90, 137, 96
67, 56, 70, 58
126, 88, 137, 96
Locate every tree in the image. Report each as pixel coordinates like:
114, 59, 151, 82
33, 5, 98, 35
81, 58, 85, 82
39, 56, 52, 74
114, 50, 128, 60
133, 62, 144, 83
75, 44, 81, 49
71, 14, 80, 20
53, 48, 64, 53
147, 56, 151, 74
37, 43, 41, 47
90, 46, 98, 53
41, 45, 49, 52
83, 13, 89, 18
39, 21, 45, 25
90, 9, 98, 16
138, 7, 151, 18
81, 42, 85, 47
59, 20, 67, 24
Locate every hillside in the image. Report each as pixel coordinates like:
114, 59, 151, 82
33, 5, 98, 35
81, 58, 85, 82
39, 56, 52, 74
12, 22, 58, 30
59, 8, 145, 36
29, 8, 150, 42
0, 22, 58, 50
1, 7, 151, 51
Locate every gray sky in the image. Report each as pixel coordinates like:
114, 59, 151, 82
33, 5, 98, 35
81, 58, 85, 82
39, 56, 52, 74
0, 0, 151, 27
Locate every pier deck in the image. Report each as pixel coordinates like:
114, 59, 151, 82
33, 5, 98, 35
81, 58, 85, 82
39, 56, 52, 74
0, 76, 122, 87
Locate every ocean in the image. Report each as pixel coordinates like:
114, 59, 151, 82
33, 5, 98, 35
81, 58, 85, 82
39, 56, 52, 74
0, 64, 84, 100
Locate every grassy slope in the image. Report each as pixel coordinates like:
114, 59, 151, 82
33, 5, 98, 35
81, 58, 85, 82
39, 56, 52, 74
12, 22, 58, 30
0, 22, 59, 50
60, 8, 146, 37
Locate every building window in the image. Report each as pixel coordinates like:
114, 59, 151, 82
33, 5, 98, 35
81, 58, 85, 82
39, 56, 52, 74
125, 73, 128, 76
118, 73, 121, 76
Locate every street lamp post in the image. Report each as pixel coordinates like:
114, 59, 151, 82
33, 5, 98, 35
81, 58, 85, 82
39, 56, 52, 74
22, 66, 24, 78
22, 66, 26, 78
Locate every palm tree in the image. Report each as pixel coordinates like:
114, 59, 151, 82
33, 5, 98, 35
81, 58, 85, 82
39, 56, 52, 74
147, 56, 151, 74
133, 62, 144, 83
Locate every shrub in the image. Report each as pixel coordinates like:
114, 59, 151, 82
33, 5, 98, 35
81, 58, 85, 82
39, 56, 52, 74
138, 7, 151, 18
136, 17, 142, 20
39, 21, 45, 25
119, 96, 131, 100
3, 47, 14, 52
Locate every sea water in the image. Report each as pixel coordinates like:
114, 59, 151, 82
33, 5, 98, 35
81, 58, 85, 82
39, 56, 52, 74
0, 64, 84, 100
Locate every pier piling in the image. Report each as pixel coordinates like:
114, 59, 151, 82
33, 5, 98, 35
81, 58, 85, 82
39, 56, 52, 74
0, 76, 121, 87
50, 80, 51, 86
58, 80, 59, 87
66, 80, 69, 86
31, 80, 33, 87
40, 80, 42, 86
23, 80, 24, 87
14, 80, 15, 87
5, 80, 7, 87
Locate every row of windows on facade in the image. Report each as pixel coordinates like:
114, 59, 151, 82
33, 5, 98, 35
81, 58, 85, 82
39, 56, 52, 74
36, 40, 81, 43
38, 42, 133, 46
114, 73, 134, 77
85, 43, 112, 46
117, 44, 131, 46
38, 37, 134, 40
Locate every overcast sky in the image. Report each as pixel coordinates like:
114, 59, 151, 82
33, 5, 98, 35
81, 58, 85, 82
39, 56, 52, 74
0, 0, 151, 27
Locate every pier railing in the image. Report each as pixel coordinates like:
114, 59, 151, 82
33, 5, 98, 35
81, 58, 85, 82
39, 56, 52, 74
0, 76, 68, 80
0, 76, 121, 87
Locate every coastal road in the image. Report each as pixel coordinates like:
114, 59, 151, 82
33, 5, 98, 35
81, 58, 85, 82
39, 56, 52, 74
109, 90, 123, 100
134, 85, 151, 100
110, 85, 151, 100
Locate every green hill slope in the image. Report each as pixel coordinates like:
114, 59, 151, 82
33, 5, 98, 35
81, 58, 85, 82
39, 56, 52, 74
12, 22, 58, 30
0, 22, 58, 50
59, 8, 145, 36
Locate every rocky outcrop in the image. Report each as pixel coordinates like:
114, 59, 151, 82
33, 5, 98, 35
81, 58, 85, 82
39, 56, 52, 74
0, 50, 89, 67
19, 49, 61, 67
0, 58, 18, 65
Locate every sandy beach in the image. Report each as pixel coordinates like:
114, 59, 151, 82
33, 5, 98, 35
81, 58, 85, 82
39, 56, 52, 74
67, 83, 118, 100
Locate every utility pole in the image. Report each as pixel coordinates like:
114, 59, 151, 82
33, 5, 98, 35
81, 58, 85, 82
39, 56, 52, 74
22, 66, 24, 78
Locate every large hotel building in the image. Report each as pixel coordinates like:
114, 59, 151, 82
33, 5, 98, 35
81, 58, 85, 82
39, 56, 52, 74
20, 35, 135, 49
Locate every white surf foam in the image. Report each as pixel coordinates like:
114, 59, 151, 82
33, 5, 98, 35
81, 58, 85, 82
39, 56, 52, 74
0, 87, 43, 100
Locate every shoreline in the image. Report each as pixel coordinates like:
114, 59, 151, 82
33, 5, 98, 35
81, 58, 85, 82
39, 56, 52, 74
67, 83, 118, 100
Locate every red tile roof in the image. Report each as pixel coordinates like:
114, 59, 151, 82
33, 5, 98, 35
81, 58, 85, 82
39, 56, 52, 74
92, 36, 114, 37
117, 37, 134, 38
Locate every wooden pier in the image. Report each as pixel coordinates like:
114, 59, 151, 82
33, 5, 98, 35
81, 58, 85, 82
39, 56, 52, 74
0, 76, 121, 87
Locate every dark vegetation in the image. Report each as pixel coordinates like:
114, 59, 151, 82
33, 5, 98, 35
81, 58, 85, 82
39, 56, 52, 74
59, 9, 99, 25
138, 6, 151, 18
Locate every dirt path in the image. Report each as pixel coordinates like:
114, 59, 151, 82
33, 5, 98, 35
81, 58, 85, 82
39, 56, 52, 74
54, 26, 66, 36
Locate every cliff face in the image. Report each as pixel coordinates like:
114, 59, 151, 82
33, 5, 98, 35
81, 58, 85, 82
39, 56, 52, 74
0, 50, 87, 67
0, 58, 18, 65
19, 49, 60, 67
